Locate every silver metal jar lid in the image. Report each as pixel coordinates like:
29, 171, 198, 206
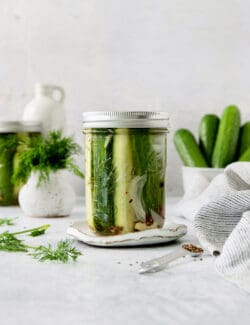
82, 111, 169, 128
0, 121, 43, 133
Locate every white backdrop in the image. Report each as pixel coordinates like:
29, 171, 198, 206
0, 0, 249, 196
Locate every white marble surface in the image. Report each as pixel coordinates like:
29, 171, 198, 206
0, 198, 249, 325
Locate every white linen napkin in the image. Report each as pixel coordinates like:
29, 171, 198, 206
214, 211, 250, 293
175, 162, 250, 292
174, 172, 234, 221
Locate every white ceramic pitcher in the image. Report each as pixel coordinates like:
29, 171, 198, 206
22, 84, 65, 135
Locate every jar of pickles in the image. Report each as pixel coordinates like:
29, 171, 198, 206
83, 112, 169, 235
0, 121, 42, 206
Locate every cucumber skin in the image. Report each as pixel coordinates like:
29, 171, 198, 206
174, 129, 208, 167
238, 122, 250, 158
86, 128, 166, 234
199, 114, 220, 166
13, 132, 41, 199
0, 135, 17, 206
239, 147, 250, 161
212, 105, 241, 168
84, 132, 94, 230
0, 151, 16, 205
113, 129, 134, 233
131, 129, 164, 217
90, 130, 115, 234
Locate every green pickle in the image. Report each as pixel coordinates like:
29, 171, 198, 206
13, 132, 42, 198
0, 122, 42, 206
84, 128, 167, 235
0, 134, 17, 205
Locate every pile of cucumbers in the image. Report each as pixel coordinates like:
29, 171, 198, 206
174, 105, 250, 168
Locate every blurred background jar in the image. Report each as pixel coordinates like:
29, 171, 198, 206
0, 121, 42, 206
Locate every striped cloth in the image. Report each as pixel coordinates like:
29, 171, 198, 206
194, 162, 250, 293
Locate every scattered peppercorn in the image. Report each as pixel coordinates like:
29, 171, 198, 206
146, 215, 154, 226
182, 243, 204, 254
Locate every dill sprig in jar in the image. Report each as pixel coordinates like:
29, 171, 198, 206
0, 121, 42, 206
83, 112, 169, 235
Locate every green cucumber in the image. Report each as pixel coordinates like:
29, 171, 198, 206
13, 132, 42, 199
85, 132, 94, 230
0, 134, 18, 206
199, 114, 219, 166
131, 129, 164, 221
174, 129, 208, 167
239, 147, 250, 161
85, 128, 167, 234
212, 105, 241, 168
90, 129, 115, 234
238, 122, 250, 158
113, 129, 135, 233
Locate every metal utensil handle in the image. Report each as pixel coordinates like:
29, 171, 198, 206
140, 247, 186, 273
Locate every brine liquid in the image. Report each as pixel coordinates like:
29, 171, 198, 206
0, 132, 41, 206
84, 128, 167, 235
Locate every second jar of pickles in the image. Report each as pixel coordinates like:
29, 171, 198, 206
0, 121, 42, 206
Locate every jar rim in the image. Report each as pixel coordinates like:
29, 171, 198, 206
82, 111, 169, 128
0, 121, 43, 133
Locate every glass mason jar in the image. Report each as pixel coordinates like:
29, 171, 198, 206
83, 112, 169, 235
0, 121, 42, 206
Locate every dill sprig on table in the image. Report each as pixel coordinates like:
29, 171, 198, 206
0, 232, 28, 252
30, 239, 82, 263
13, 224, 51, 237
0, 224, 82, 263
0, 218, 17, 226
29, 228, 48, 237
0, 225, 50, 252
12, 130, 84, 186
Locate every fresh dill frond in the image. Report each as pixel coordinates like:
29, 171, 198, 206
12, 130, 84, 186
12, 224, 51, 236
0, 232, 28, 252
30, 239, 82, 263
0, 224, 82, 263
0, 134, 19, 153
67, 159, 84, 178
0, 218, 17, 226
0, 224, 50, 252
29, 228, 47, 237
